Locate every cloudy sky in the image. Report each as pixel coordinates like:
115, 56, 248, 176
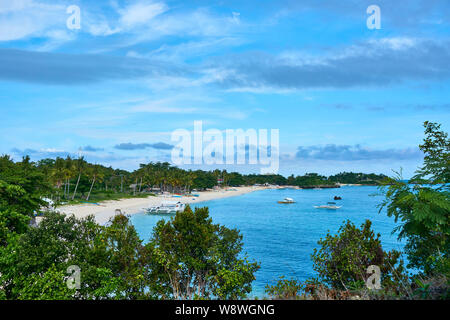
1, 0, 449, 177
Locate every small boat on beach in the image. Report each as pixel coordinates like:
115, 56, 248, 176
278, 197, 295, 204
314, 202, 341, 209
145, 201, 186, 215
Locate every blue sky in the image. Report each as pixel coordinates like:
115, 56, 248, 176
1, 0, 449, 177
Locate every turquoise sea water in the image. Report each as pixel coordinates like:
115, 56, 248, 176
130, 186, 406, 297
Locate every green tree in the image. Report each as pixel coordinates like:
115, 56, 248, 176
147, 205, 259, 299
0, 155, 52, 216
0, 211, 151, 300
63, 156, 75, 200
71, 156, 86, 200
0, 156, 53, 248
49, 157, 65, 191
86, 164, 104, 201
311, 220, 407, 293
380, 122, 449, 275
265, 276, 304, 300
102, 214, 150, 299
15, 265, 76, 300
415, 121, 450, 184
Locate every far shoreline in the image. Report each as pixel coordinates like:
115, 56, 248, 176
54, 184, 379, 224
56, 186, 270, 224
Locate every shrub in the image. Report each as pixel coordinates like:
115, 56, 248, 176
311, 220, 408, 296
265, 277, 304, 300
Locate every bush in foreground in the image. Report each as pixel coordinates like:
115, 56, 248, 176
0, 206, 259, 300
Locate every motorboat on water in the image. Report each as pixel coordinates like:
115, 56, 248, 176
314, 202, 342, 209
145, 201, 186, 214
278, 197, 295, 204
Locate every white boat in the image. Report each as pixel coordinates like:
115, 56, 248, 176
278, 197, 295, 204
145, 201, 186, 215
314, 202, 341, 209
40, 197, 55, 210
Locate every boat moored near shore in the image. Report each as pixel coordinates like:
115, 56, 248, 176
277, 197, 295, 204
314, 202, 342, 209
146, 201, 186, 215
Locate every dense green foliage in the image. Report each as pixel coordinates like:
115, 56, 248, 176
0, 155, 260, 300
148, 205, 259, 299
265, 220, 409, 300
0, 156, 51, 215
265, 276, 304, 300
311, 220, 407, 292
245, 172, 386, 187
5, 152, 387, 204
380, 122, 449, 276
266, 122, 449, 300
0, 212, 150, 299
416, 122, 450, 184
0, 156, 52, 247
328, 172, 387, 185
1, 121, 448, 300
0, 208, 259, 300
1, 151, 386, 207
287, 173, 333, 186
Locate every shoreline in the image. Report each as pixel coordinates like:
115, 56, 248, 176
55, 184, 376, 224
56, 186, 269, 224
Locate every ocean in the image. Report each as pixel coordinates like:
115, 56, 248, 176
130, 186, 406, 298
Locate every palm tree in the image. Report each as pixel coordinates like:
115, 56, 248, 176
186, 171, 196, 194
86, 164, 103, 201
221, 169, 229, 187
64, 156, 74, 199
72, 156, 85, 200
50, 157, 65, 200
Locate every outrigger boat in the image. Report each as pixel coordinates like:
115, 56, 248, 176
145, 201, 186, 215
314, 202, 341, 209
278, 197, 295, 204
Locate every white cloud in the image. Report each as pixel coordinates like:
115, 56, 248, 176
368, 37, 418, 51
83, 2, 240, 54
40, 147, 65, 153
145, 37, 244, 62
118, 1, 168, 29
0, 0, 242, 54
34, 29, 75, 51
126, 95, 249, 120
0, 0, 33, 13
131, 104, 198, 113
0, 0, 66, 41
86, 19, 121, 37
152, 8, 233, 37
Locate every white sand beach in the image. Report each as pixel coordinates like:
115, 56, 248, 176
57, 186, 268, 224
